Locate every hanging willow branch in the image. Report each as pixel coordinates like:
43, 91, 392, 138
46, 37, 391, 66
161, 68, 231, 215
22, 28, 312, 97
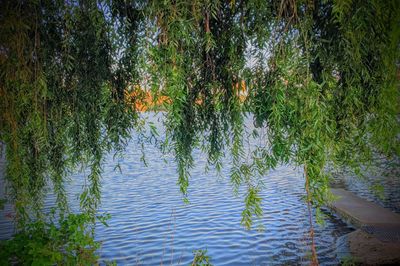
0, 2, 399, 264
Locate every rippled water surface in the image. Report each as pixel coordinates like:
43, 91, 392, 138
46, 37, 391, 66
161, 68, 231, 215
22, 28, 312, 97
6, 113, 399, 265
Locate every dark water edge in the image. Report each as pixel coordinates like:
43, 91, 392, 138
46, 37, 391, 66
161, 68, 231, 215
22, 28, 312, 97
2, 113, 398, 265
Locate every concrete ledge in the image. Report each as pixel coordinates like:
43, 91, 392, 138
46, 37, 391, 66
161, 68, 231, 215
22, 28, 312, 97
329, 188, 400, 265
330, 188, 400, 230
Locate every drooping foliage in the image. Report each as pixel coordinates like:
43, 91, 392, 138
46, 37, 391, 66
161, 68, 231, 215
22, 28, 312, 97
0, 0, 141, 224
137, 0, 400, 228
0, 0, 399, 263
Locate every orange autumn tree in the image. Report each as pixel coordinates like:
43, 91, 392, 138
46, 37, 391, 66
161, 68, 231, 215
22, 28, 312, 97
126, 81, 246, 111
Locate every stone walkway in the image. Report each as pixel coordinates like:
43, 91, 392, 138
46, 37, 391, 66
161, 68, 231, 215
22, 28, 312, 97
330, 188, 400, 265
330, 188, 400, 229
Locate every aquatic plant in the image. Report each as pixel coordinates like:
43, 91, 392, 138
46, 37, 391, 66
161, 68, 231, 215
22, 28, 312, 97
0, 0, 399, 264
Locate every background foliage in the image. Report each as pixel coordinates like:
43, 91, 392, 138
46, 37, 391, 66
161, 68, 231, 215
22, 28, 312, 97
0, 0, 399, 264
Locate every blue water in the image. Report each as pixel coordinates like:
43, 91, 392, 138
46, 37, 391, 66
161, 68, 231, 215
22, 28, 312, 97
93, 143, 352, 265
0, 113, 366, 265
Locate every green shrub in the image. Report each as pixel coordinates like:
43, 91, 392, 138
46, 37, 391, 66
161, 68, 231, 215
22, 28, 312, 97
0, 213, 106, 266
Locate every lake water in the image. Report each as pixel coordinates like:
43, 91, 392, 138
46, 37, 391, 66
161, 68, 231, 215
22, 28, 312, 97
1, 113, 398, 265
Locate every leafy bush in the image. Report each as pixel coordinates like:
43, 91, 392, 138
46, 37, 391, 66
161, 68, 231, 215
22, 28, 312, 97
0, 213, 106, 266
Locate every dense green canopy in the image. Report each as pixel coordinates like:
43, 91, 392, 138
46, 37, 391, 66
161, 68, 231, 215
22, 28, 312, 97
0, 0, 399, 263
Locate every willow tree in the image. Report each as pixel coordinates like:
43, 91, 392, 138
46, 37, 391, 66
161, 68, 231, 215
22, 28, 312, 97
0, 0, 399, 264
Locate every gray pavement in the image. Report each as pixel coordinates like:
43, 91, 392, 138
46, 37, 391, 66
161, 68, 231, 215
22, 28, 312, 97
330, 188, 400, 244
